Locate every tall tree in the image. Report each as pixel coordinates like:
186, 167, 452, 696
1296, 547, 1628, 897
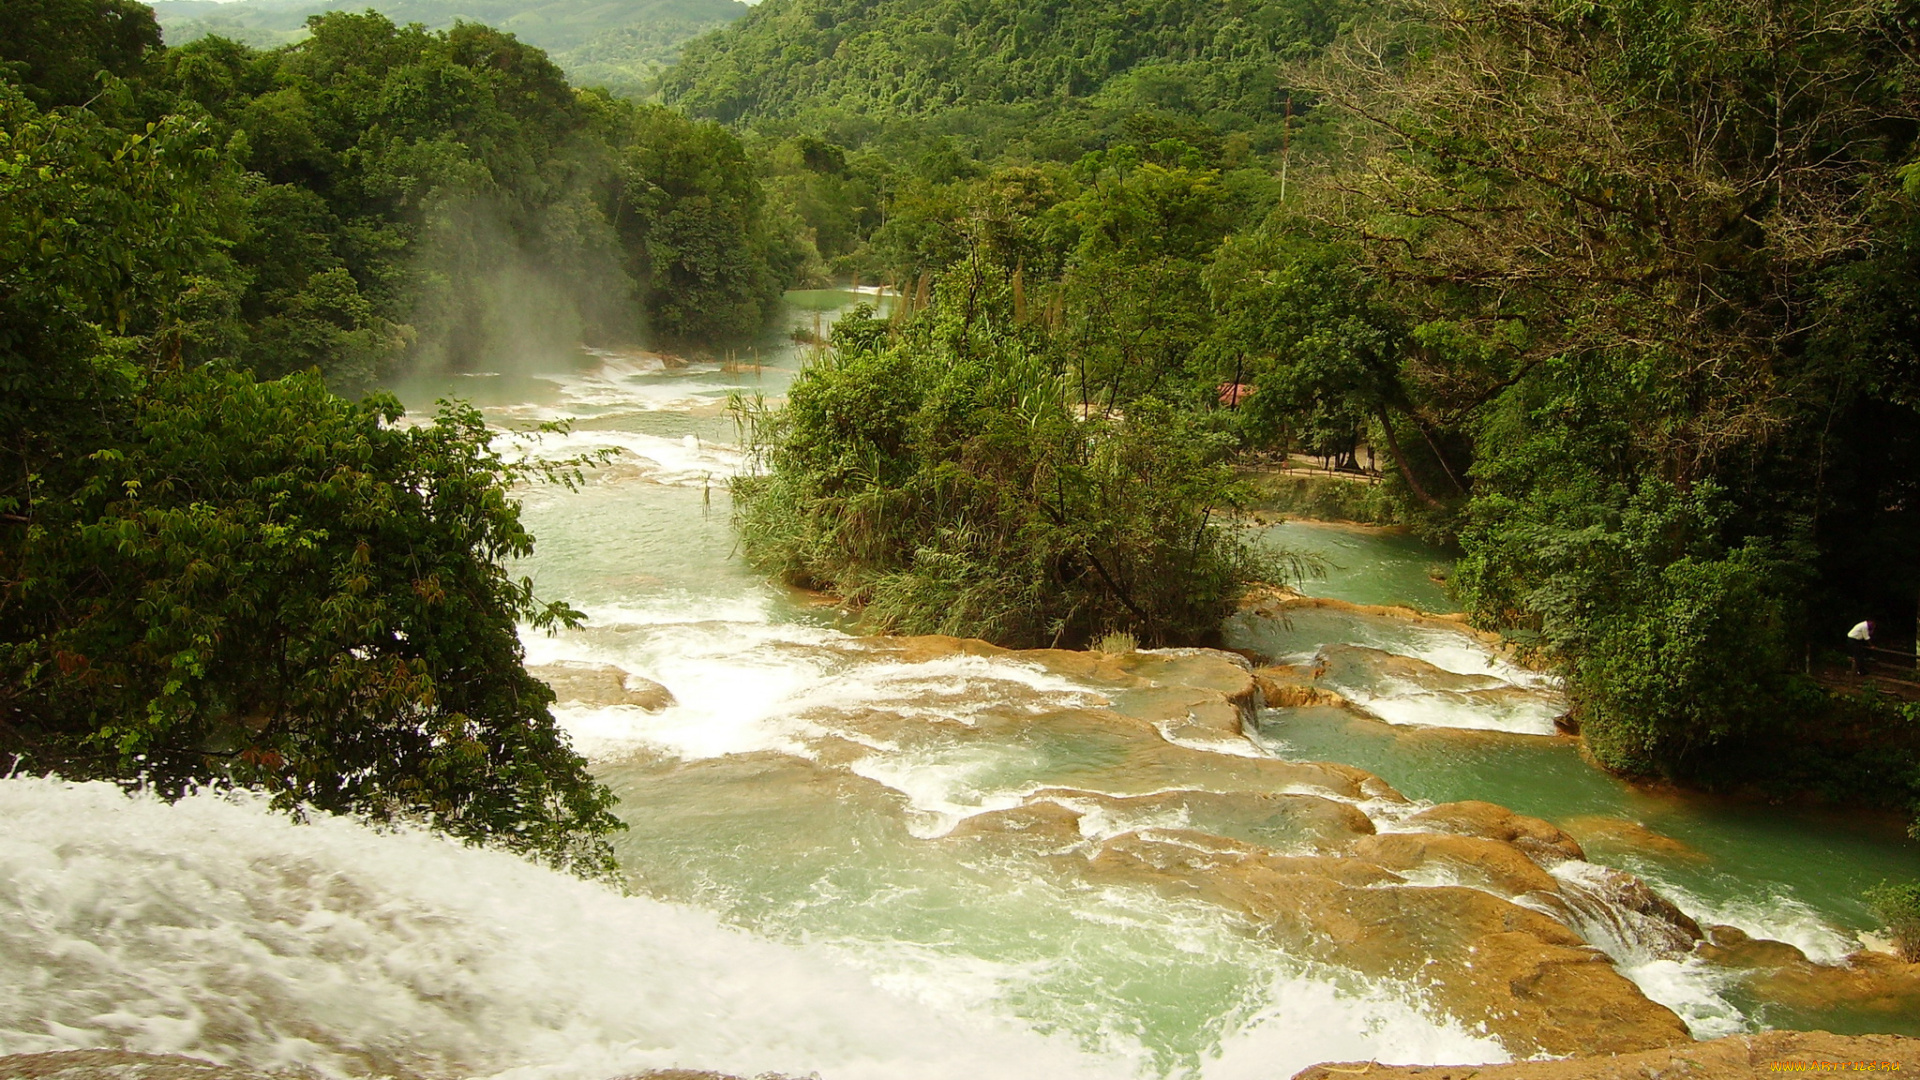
0, 0, 161, 108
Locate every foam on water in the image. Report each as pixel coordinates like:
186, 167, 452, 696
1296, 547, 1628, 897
534, 354, 742, 413
1230, 609, 1553, 689
849, 744, 1055, 837
1152, 719, 1276, 758
1329, 684, 1563, 736
1642, 876, 1856, 966
501, 426, 749, 486
1229, 610, 1564, 735
0, 780, 1511, 1080
1204, 976, 1507, 1077
1543, 861, 1761, 1040
0, 780, 1115, 1080
530, 610, 1110, 764
1606, 956, 1750, 1041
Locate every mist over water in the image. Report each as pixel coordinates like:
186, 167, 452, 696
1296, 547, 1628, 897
404, 192, 640, 378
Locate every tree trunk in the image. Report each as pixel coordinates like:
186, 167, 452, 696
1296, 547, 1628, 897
1375, 407, 1444, 509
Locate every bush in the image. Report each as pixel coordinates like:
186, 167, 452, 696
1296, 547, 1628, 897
734, 305, 1277, 648
1865, 882, 1920, 962
1456, 479, 1799, 780
1574, 545, 1794, 776
1242, 472, 1406, 525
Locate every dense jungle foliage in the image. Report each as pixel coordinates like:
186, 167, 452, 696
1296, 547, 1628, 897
662, 0, 1341, 163
0, 0, 806, 871
8, 0, 1920, 864
689, 0, 1920, 813
152, 0, 748, 97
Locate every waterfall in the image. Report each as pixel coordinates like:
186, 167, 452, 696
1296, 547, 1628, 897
0, 779, 1506, 1079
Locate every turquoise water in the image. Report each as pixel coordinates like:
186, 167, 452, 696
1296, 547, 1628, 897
1232, 525, 1920, 1036
1258, 520, 1459, 613
19, 294, 1918, 1080
401, 287, 1920, 1057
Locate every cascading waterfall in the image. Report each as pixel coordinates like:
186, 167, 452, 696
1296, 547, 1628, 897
0, 779, 1504, 1079
5, 291, 1915, 1077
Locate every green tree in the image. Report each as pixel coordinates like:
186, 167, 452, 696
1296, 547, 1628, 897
1204, 230, 1459, 506
0, 81, 620, 873
1294, 0, 1920, 780
0, 0, 161, 108
615, 103, 803, 341
662, 0, 1346, 164
1055, 145, 1230, 412
734, 291, 1274, 648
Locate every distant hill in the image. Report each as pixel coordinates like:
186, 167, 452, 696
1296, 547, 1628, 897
658, 0, 1345, 158
150, 0, 750, 94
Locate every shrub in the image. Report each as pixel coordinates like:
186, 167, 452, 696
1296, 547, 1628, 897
1865, 882, 1920, 962
734, 306, 1277, 648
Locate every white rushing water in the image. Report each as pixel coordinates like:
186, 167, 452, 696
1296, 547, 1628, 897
0, 307, 1515, 1076
1222, 609, 1566, 736
0, 779, 1505, 1078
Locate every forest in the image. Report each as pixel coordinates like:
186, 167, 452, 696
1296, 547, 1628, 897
0, 0, 808, 872
152, 0, 750, 96
689, 0, 1920, 822
4, 0, 1920, 882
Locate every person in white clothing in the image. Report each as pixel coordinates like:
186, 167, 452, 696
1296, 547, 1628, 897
1848, 619, 1874, 674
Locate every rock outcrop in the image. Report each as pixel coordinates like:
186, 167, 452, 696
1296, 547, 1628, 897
855, 638, 1705, 1057
529, 661, 676, 710
1071, 824, 1693, 1056
1699, 925, 1920, 1018
1402, 800, 1588, 864
1292, 1029, 1920, 1080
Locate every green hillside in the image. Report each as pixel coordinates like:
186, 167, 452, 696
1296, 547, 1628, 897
659, 0, 1345, 158
151, 0, 748, 94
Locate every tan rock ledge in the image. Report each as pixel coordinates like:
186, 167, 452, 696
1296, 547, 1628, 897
529, 660, 676, 710
1291, 1029, 1920, 1080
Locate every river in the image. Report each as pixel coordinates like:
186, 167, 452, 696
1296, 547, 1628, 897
1, 289, 1916, 1079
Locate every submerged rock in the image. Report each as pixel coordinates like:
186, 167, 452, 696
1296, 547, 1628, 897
602, 630, 1880, 1062
0, 1052, 268, 1080
1033, 786, 1378, 849
1349, 831, 1562, 898
530, 661, 676, 711
1560, 815, 1710, 863
1699, 925, 1920, 1017
0, 1054, 780, 1080
1403, 801, 1587, 864
1237, 585, 1507, 640
1081, 821, 1691, 1057
844, 638, 1697, 1056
